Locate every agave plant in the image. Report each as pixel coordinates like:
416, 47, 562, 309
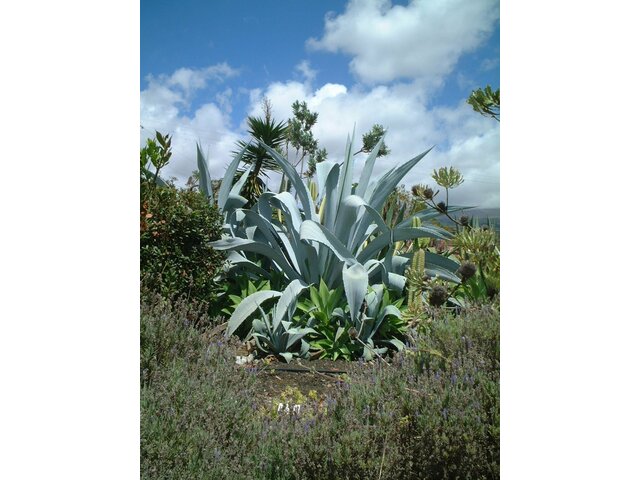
252, 306, 316, 363
201, 131, 468, 339
353, 284, 406, 360
226, 279, 314, 362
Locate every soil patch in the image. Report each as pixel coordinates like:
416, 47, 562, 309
239, 357, 375, 406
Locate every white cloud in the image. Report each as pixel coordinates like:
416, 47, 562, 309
146, 63, 239, 99
215, 87, 234, 115
140, 64, 243, 184
295, 60, 317, 84
247, 79, 499, 207
308, 0, 499, 85
140, 59, 499, 207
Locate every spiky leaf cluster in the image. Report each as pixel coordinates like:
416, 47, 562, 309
232, 115, 288, 205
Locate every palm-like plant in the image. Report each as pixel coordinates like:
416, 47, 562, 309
233, 115, 288, 206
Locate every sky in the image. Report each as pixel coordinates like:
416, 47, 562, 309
141, 0, 500, 207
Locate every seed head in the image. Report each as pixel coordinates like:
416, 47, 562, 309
429, 285, 448, 307
423, 186, 434, 200
411, 184, 434, 200
457, 262, 477, 282
436, 201, 447, 213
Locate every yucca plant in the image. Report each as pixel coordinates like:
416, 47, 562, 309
232, 115, 288, 206
201, 132, 468, 339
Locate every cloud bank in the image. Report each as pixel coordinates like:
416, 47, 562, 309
140, 0, 500, 207
308, 0, 499, 85
140, 64, 243, 182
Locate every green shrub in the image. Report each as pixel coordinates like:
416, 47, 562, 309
140, 183, 227, 315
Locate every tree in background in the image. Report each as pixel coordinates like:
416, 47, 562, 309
286, 102, 390, 177
233, 98, 288, 206
357, 123, 390, 157
467, 85, 500, 122
286, 100, 326, 178
232, 98, 392, 192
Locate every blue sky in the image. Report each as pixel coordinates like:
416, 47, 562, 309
141, 0, 500, 207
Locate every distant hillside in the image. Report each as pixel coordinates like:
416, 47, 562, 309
437, 208, 500, 232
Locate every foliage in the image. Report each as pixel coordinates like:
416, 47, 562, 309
452, 225, 499, 268
140, 299, 258, 479
252, 303, 316, 363
409, 166, 471, 231
355, 284, 406, 359
450, 225, 500, 302
221, 277, 273, 317
286, 100, 322, 177
140, 295, 224, 387
296, 281, 406, 361
296, 280, 355, 360
206, 132, 462, 341
233, 111, 288, 206
413, 301, 500, 372
305, 146, 327, 178
359, 123, 390, 157
467, 85, 500, 122
223, 279, 315, 363
432, 166, 464, 190
380, 185, 419, 228
141, 297, 499, 479
406, 247, 425, 308
140, 182, 227, 314
140, 131, 172, 185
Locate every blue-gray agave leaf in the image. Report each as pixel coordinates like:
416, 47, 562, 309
196, 143, 213, 204
343, 263, 368, 326
227, 290, 282, 338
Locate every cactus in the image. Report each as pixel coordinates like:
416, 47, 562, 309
411, 216, 430, 249
405, 217, 429, 307
406, 247, 426, 307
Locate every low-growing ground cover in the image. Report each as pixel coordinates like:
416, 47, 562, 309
141, 296, 499, 479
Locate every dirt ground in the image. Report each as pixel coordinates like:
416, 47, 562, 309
237, 357, 377, 406
244, 359, 346, 403
224, 335, 383, 406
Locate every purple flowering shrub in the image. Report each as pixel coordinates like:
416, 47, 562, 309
141, 298, 499, 479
